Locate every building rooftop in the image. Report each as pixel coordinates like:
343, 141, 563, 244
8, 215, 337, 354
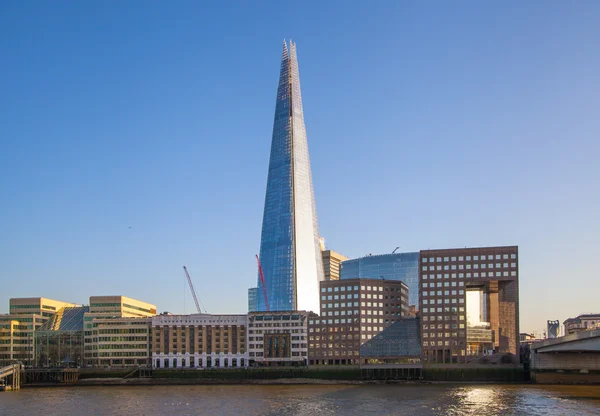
37, 306, 89, 333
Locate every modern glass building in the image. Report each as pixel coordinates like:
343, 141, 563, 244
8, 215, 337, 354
340, 252, 420, 308
256, 40, 324, 312
248, 287, 258, 312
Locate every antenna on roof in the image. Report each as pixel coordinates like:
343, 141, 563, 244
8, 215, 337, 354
392, 247, 400, 254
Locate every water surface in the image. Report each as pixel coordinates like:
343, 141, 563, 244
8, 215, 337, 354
1, 384, 600, 415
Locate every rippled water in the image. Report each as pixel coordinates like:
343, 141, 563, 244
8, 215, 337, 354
1, 384, 600, 415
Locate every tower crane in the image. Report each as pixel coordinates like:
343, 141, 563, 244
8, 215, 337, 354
183, 266, 206, 314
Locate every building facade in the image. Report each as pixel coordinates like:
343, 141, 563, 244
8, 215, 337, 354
340, 252, 420, 309
248, 287, 258, 313
83, 296, 156, 368
419, 246, 519, 364
256, 40, 324, 313
564, 314, 600, 335
0, 297, 78, 366
247, 311, 311, 366
308, 278, 409, 366
152, 314, 247, 369
322, 250, 349, 281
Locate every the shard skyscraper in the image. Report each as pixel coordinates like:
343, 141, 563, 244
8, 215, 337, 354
256, 40, 324, 312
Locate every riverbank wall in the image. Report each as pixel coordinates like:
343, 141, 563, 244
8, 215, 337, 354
21, 366, 527, 387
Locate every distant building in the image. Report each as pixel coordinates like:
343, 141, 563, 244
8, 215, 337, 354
248, 287, 258, 312
247, 311, 312, 367
322, 250, 349, 281
83, 295, 156, 368
419, 246, 520, 364
564, 314, 600, 335
0, 297, 78, 366
308, 278, 408, 366
547, 320, 560, 339
152, 313, 247, 369
340, 252, 419, 309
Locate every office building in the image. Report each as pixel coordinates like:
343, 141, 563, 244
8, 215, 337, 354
35, 306, 88, 367
564, 314, 600, 335
247, 311, 312, 366
85, 316, 152, 368
152, 314, 247, 368
340, 252, 420, 309
322, 250, 349, 281
83, 295, 156, 368
256, 41, 324, 312
0, 297, 78, 366
308, 278, 409, 365
248, 287, 258, 312
419, 246, 519, 364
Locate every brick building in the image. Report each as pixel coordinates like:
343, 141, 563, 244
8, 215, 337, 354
419, 246, 519, 364
308, 278, 408, 365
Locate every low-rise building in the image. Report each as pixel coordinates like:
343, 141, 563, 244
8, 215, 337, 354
247, 311, 312, 367
152, 313, 247, 369
564, 314, 600, 335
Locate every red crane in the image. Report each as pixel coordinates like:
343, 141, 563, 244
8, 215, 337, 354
255, 255, 270, 311
183, 266, 205, 314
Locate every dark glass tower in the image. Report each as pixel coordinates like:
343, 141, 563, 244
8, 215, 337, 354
256, 40, 324, 312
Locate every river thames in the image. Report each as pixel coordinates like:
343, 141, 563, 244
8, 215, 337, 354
1, 384, 600, 415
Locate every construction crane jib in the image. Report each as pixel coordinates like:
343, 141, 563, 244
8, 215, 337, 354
183, 266, 205, 314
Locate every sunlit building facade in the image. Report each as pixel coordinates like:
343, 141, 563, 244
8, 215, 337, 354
419, 246, 519, 364
256, 41, 324, 312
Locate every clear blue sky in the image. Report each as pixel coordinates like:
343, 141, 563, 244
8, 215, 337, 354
1, 2, 598, 335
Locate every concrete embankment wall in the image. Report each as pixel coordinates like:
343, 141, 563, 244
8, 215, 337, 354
73, 367, 525, 384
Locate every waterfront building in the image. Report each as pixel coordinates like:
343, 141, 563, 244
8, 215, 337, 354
247, 311, 312, 367
563, 313, 600, 335
152, 313, 247, 369
322, 250, 349, 281
0, 297, 78, 366
256, 41, 324, 312
308, 278, 409, 366
419, 246, 520, 364
83, 295, 156, 368
340, 252, 420, 309
35, 306, 88, 367
85, 316, 152, 368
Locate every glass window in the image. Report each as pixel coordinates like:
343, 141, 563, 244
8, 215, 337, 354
451, 257, 456, 261
474, 256, 479, 260
444, 257, 449, 262
334, 287, 339, 292
429, 257, 434, 262
511, 254, 516, 259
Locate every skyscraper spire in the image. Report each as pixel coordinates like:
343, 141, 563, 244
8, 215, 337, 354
256, 41, 324, 312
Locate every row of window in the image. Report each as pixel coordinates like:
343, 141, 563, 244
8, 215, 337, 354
424, 264, 518, 272
423, 254, 516, 262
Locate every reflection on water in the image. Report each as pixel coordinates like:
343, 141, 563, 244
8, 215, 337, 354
1, 384, 600, 416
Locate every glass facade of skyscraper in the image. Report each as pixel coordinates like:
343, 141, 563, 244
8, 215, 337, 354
340, 252, 420, 308
256, 41, 324, 312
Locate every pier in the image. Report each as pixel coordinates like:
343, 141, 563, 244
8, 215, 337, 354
0, 364, 22, 391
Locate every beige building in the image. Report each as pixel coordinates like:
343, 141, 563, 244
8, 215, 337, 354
84, 316, 152, 368
152, 314, 247, 368
0, 297, 78, 366
322, 250, 349, 281
83, 296, 156, 368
